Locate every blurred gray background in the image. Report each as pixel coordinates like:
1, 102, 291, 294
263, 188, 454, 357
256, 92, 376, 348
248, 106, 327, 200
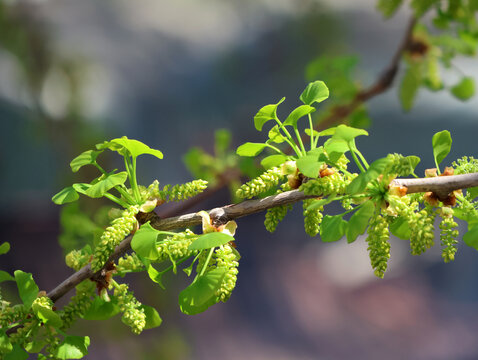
1, 0, 478, 359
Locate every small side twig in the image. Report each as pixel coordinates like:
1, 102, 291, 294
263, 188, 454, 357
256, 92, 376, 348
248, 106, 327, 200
316, 16, 417, 131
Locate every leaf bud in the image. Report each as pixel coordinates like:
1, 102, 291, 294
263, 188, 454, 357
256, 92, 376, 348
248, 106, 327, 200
441, 167, 454, 176
425, 168, 437, 177
139, 199, 157, 213
281, 161, 297, 176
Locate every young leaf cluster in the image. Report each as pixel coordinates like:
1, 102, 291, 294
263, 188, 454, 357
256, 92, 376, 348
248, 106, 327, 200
183, 129, 260, 201
130, 211, 240, 316
1, 137, 216, 358
236, 81, 478, 280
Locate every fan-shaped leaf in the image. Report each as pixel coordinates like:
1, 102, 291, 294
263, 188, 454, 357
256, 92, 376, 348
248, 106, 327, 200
432, 130, 452, 169
283, 105, 316, 128
97, 137, 163, 159
14, 271, 39, 309
70, 150, 102, 173
52, 187, 79, 205
188, 232, 234, 251
85, 172, 128, 198
254, 98, 285, 131
300, 81, 329, 105
320, 215, 347, 242
179, 268, 226, 315
236, 143, 268, 157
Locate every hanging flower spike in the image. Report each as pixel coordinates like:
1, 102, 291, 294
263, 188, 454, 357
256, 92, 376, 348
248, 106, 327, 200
215, 244, 239, 302
236, 167, 283, 199
366, 214, 391, 278
60, 281, 95, 330
439, 207, 459, 263
91, 205, 139, 272
299, 172, 348, 197
65, 249, 92, 271
114, 284, 146, 335
116, 253, 145, 275
158, 180, 208, 202
0, 303, 28, 328
156, 229, 198, 263
264, 204, 291, 233
410, 207, 435, 255
303, 199, 323, 237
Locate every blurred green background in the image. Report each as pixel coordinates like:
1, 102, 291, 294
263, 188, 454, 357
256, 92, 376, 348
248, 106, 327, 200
1, 0, 478, 359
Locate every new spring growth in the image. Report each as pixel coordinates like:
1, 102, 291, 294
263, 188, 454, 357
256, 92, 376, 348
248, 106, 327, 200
196, 211, 240, 302
198, 211, 237, 236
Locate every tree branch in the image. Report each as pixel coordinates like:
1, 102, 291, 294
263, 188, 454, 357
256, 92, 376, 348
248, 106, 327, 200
316, 16, 417, 131
393, 173, 478, 200
45, 172, 478, 304
159, 16, 418, 219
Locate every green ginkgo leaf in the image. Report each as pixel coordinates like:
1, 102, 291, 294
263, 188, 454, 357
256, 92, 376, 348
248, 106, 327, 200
188, 232, 234, 251
346, 157, 391, 195
85, 172, 128, 198
432, 130, 452, 171
463, 224, 478, 250
253, 98, 285, 131
346, 201, 374, 243
131, 222, 160, 260
178, 268, 226, 315
390, 217, 412, 240
32, 302, 63, 328
300, 81, 329, 105
320, 215, 347, 242
70, 150, 103, 173
0, 271, 14, 283
141, 305, 162, 329
296, 156, 323, 178
83, 296, 120, 320
236, 143, 268, 157
0, 242, 10, 256
261, 154, 287, 169
52, 186, 79, 205
324, 138, 349, 164
451, 77, 475, 101
14, 271, 39, 309
268, 125, 286, 143
54, 336, 90, 359
332, 124, 368, 143
0, 330, 12, 354
283, 105, 316, 129
97, 137, 163, 159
